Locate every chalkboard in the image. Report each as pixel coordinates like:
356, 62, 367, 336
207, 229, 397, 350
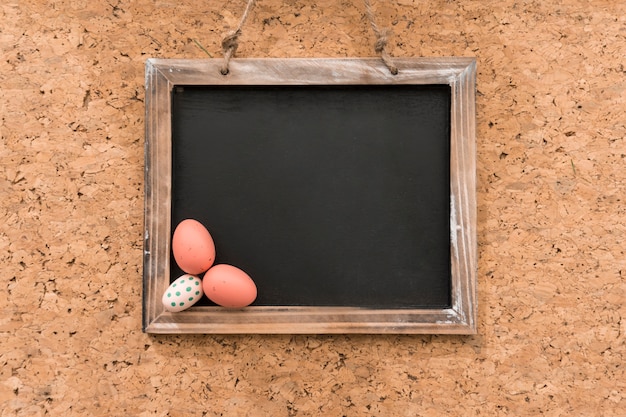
143, 58, 477, 334
171, 84, 451, 308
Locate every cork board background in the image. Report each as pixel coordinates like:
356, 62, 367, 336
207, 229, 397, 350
1, 0, 625, 415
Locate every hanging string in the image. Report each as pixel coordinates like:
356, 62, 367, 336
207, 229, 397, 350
364, 0, 398, 75
221, 0, 256, 75
221, 0, 396, 75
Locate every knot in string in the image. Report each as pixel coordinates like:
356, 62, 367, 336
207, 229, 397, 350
220, 0, 256, 75
220, 30, 242, 75
364, 0, 398, 75
373, 28, 390, 54
222, 30, 241, 53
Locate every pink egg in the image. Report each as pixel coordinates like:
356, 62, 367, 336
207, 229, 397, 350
172, 219, 216, 274
203, 264, 257, 308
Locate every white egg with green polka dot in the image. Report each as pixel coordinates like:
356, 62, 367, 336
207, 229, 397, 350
162, 274, 204, 312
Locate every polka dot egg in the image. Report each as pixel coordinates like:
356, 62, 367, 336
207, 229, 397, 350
162, 274, 203, 312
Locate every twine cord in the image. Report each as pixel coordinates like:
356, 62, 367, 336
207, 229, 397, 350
221, 0, 397, 76
364, 0, 398, 75
221, 0, 256, 75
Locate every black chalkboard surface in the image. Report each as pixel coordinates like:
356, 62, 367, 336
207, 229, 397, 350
170, 84, 451, 308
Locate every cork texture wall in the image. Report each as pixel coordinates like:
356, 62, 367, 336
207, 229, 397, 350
1, 0, 625, 415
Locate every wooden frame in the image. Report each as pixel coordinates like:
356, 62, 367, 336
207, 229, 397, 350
143, 58, 477, 334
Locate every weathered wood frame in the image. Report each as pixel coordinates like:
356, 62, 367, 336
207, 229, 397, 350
143, 58, 477, 334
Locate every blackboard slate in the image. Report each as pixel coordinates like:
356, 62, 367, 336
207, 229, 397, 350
170, 84, 451, 309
